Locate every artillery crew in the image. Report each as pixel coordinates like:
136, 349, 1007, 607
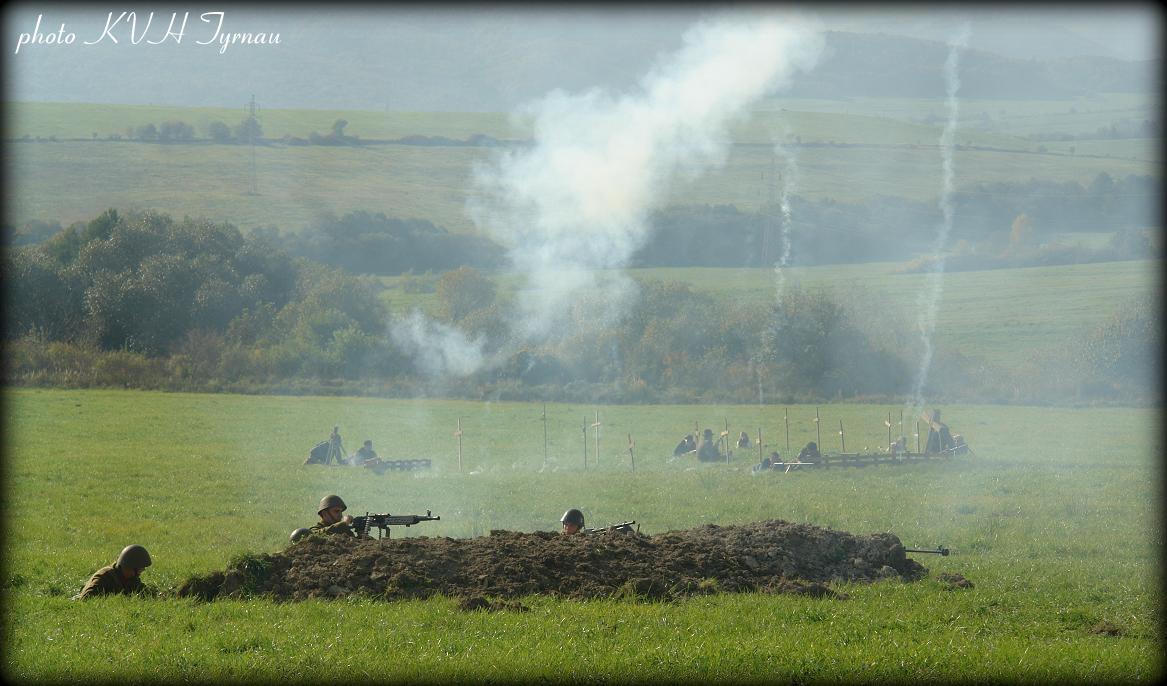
924, 409, 955, 454
352, 439, 380, 467
75, 545, 152, 600
797, 441, 820, 463
696, 428, 722, 462
673, 434, 696, 457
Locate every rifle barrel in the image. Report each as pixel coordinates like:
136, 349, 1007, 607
904, 546, 949, 556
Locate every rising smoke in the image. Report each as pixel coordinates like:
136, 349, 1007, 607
908, 24, 971, 414
772, 132, 800, 307
395, 10, 824, 379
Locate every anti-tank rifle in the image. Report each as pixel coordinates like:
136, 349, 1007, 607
351, 510, 440, 539
904, 546, 949, 556
584, 521, 639, 535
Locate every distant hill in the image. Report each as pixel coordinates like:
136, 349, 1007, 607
787, 32, 1158, 99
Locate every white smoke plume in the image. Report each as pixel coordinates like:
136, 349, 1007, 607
772, 133, 800, 307
390, 310, 492, 379
908, 24, 971, 414
394, 10, 823, 374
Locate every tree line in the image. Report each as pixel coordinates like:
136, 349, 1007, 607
5, 172, 1156, 275
4, 208, 1157, 405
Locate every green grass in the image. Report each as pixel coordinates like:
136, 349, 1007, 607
2, 388, 1161, 682
4, 102, 1156, 232
758, 92, 1156, 138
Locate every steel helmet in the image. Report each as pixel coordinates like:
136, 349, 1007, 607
290, 528, 312, 543
318, 494, 347, 514
560, 508, 585, 527
116, 544, 152, 570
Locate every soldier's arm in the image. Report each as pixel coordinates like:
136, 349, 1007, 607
76, 568, 118, 600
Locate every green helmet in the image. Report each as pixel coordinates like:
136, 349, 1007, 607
116, 544, 152, 570
290, 528, 312, 543
560, 508, 585, 527
318, 494, 347, 514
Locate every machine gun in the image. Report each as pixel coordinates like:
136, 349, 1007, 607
351, 510, 440, 539
585, 521, 639, 535
904, 546, 950, 556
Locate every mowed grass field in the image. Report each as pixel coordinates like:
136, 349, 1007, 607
381, 259, 1158, 375
4, 101, 1157, 232
2, 388, 1161, 682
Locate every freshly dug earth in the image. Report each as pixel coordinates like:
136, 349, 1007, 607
178, 520, 929, 602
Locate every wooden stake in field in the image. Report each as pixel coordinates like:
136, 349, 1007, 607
758, 427, 764, 463
839, 419, 846, 453
454, 419, 463, 474
815, 407, 821, 448
916, 420, 921, 454
627, 433, 635, 473
723, 417, 730, 464
541, 402, 548, 470
885, 412, 893, 451
784, 407, 790, 453
592, 410, 602, 468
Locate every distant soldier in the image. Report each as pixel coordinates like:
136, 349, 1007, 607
327, 426, 346, 464
924, 410, 955, 454
352, 439, 380, 467
796, 441, 820, 463
696, 428, 722, 462
673, 434, 696, 457
305, 425, 346, 465
560, 508, 585, 535
737, 431, 752, 449
752, 451, 780, 474
74, 545, 152, 600
311, 494, 356, 537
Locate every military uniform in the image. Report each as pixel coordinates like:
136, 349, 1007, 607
696, 432, 722, 462
310, 520, 356, 537
76, 564, 143, 600
924, 411, 954, 454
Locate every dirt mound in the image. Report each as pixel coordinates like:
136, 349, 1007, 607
177, 520, 929, 602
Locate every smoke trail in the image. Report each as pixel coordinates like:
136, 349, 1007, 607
390, 310, 492, 379
452, 11, 824, 356
908, 24, 970, 415
772, 133, 800, 307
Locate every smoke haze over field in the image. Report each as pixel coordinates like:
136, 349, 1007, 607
398, 10, 824, 378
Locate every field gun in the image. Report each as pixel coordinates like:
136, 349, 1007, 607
904, 546, 950, 556
351, 510, 440, 539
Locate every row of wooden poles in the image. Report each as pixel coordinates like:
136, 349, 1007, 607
452, 405, 926, 473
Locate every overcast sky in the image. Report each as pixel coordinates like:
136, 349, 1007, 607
3, 4, 1160, 110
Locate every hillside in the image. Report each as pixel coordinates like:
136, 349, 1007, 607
4, 102, 1156, 233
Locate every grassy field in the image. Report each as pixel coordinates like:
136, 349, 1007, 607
380, 259, 1158, 375
4, 101, 1156, 232
11, 95, 1155, 143
2, 388, 1161, 682
756, 92, 1157, 138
